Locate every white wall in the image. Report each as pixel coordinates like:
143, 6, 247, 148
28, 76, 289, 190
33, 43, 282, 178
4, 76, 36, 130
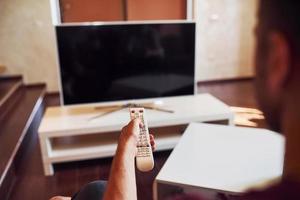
0, 0, 258, 92
194, 0, 258, 81
0, 0, 59, 91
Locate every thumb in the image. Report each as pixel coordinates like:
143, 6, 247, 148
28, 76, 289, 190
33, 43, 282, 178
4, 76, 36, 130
128, 119, 140, 137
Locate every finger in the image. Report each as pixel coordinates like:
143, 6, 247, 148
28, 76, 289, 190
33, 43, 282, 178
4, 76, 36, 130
151, 142, 156, 151
150, 137, 156, 151
127, 119, 140, 137
139, 122, 143, 128
149, 134, 155, 144
150, 138, 155, 145
150, 134, 154, 140
128, 118, 140, 127
150, 139, 155, 147
121, 126, 127, 133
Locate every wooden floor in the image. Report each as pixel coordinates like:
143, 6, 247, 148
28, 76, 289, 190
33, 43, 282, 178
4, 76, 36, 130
8, 79, 268, 200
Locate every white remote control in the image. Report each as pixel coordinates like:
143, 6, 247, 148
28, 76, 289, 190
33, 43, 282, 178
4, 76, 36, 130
129, 107, 154, 172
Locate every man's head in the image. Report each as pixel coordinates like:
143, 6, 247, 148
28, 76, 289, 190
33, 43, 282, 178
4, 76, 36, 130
255, 0, 300, 132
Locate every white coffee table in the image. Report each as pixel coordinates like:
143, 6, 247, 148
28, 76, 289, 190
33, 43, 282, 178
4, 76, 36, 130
154, 123, 285, 200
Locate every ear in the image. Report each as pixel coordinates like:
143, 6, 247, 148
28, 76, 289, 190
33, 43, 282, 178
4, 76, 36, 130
266, 32, 290, 95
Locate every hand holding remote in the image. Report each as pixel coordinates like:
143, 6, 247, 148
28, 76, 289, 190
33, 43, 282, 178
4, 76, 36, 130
119, 119, 156, 158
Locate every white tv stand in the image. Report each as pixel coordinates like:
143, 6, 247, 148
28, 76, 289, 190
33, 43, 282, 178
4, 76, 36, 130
38, 94, 234, 176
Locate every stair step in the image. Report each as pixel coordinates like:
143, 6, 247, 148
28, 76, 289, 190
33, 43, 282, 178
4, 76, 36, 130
0, 76, 23, 119
0, 84, 46, 199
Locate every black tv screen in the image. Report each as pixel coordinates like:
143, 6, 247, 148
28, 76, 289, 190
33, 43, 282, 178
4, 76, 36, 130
56, 22, 196, 105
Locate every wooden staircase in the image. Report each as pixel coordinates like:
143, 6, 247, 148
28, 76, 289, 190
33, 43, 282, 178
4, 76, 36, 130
0, 76, 46, 200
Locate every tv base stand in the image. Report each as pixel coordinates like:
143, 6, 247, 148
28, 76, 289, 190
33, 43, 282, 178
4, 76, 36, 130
90, 102, 174, 121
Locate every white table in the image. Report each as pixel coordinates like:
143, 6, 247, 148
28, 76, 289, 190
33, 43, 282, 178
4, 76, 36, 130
38, 94, 234, 176
154, 123, 285, 200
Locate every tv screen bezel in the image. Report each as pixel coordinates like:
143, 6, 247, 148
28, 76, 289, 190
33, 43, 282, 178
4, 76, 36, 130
54, 20, 197, 107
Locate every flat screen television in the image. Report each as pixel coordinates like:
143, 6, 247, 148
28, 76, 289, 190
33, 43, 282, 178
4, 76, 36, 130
55, 21, 196, 105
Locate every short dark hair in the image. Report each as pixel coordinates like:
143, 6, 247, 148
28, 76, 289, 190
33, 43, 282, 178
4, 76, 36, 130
259, 0, 300, 60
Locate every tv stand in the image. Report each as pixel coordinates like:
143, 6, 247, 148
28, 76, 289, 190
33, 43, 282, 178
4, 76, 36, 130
38, 94, 234, 176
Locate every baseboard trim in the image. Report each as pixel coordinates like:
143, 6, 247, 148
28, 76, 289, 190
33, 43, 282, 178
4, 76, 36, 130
197, 76, 254, 85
